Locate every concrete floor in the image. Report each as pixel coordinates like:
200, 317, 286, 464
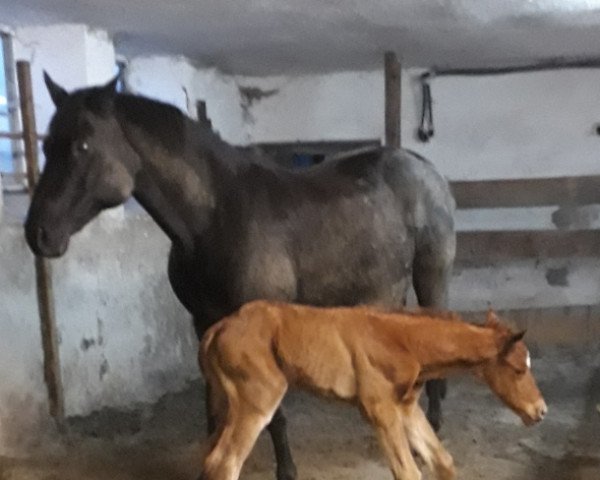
1, 346, 599, 480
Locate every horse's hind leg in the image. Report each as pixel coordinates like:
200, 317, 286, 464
412, 229, 455, 432
267, 407, 297, 480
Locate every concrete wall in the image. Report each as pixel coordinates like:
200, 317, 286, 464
1, 25, 198, 455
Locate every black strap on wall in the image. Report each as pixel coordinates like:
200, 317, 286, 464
418, 77, 434, 142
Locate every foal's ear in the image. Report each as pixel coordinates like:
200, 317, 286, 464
44, 71, 69, 107
501, 329, 527, 355
510, 330, 526, 344
485, 308, 500, 327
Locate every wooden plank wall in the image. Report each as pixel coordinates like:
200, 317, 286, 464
452, 175, 600, 264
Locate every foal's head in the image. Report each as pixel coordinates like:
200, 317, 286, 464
478, 310, 547, 426
24, 73, 140, 257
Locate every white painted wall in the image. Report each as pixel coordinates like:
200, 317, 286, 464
124, 56, 245, 144
401, 68, 600, 180
237, 71, 383, 144
12, 24, 89, 133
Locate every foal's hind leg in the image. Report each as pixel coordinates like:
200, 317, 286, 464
201, 359, 288, 480
412, 231, 454, 432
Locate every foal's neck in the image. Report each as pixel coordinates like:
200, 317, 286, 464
407, 318, 499, 380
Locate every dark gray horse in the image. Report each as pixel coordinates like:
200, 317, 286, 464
25, 74, 456, 480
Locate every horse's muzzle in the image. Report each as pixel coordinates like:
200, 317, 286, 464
24, 223, 69, 258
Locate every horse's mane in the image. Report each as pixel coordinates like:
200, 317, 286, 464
107, 91, 389, 183
112, 93, 275, 169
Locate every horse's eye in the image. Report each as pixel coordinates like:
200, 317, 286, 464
73, 140, 89, 155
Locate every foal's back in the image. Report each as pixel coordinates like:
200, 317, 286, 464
202, 300, 435, 400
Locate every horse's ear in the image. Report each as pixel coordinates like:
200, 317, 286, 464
44, 71, 68, 107
485, 308, 500, 328
100, 74, 120, 97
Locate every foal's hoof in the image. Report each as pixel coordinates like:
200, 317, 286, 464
276, 463, 298, 480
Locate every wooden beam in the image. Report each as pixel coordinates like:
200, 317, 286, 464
456, 230, 600, 264
384, 51, 401, 148
452, 176, 600, 209
196, 100, 212, 130
17, 61, 65, 425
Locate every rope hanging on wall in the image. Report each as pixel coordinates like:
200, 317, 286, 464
416, 56, 600, 142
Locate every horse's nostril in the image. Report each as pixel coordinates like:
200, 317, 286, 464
36, 226, 49, 248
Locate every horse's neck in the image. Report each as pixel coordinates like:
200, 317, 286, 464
406, 319, 499, 378
125, 119, 230, 252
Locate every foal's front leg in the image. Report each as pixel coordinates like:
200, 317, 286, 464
401, 397, 456, 480
361, 398, 422, 480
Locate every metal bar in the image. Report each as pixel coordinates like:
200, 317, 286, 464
384, 51, 401, 148
423, 56, 600, 79
16, 60, 65, 425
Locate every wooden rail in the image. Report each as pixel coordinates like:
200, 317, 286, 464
0, 131, 45, 140
451, 175, 600, 209
456, 230, 600, 264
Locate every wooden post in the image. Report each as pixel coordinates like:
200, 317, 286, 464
17, 60, 65, 425
384, 51, 401, 148
196, 100, 212, 130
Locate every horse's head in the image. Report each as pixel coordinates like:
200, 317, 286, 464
478, 310, 547, 426
25, 73, 141, 257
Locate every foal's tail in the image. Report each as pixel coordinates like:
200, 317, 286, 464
198, 322, 224, 376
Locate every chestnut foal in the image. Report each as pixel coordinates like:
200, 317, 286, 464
199, 301, 547, 480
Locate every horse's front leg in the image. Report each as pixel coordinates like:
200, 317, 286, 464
267, 406, 298, 480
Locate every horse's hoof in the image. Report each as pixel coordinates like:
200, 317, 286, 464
276, 463, 298, 480
440, 382, 448, 400
427, 408, 442, 432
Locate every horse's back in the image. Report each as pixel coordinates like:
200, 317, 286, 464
170, 146, 455, 331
